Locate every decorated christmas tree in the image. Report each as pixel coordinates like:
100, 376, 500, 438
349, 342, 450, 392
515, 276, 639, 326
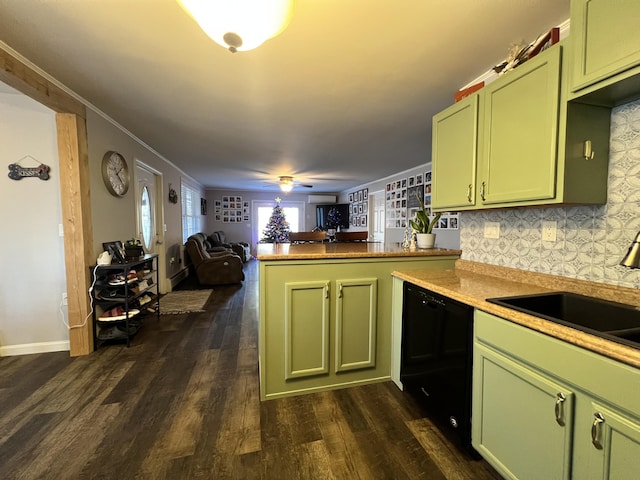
326, 207, 342, 230
261, 198, 290, 243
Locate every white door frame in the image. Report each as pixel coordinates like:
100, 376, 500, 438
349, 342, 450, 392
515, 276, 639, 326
135, 160, 167, 293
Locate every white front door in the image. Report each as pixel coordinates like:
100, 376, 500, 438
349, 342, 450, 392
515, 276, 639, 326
135, 162, 167, 292
371, 190, 385, 243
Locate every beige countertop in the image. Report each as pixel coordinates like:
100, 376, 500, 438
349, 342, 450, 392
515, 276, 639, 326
256, 242, 462, 260
392, 259, 640, 369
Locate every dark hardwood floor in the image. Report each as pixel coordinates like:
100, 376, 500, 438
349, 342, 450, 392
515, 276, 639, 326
0, 260, 501, 480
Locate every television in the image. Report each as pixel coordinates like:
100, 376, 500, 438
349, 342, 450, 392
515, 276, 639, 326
316, 204, 350, 230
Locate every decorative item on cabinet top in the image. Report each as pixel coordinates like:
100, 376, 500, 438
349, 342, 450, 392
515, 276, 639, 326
7, 154, 50, 181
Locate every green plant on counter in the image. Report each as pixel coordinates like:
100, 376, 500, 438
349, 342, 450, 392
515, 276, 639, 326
409, 192, 442, 234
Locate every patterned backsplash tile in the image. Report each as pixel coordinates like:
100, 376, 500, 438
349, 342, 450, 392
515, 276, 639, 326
460, 99, 640, 288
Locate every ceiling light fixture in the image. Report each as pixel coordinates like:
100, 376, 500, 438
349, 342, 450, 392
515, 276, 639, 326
177, 0, 295, 53
279, 176, 294, 192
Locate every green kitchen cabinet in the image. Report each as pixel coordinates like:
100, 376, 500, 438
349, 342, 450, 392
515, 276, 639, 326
259, 255, 458, 400
473, 343, 574, 479
431, 44, 610, 212
473, 310, 640, 480
431, 93, 479, 210
570, 0, 640, 95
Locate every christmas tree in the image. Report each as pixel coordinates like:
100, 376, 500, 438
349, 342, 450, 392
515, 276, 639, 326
261, 198, 290, 243
326, 207, 342, 230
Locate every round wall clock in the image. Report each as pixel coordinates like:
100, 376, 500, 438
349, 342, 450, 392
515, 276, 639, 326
101, 150, 129, 197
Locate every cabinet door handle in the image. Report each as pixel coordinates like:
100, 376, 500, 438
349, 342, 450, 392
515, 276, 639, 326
325, 283, 330, 299
554, 392, 566, 426
591, 412, 605, 450
480, 181, 486, 202
338, 283, 343, 298
467, 184, 472, 203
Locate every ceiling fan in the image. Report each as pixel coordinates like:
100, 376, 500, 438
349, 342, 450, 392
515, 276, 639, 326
277, 175, 313, 192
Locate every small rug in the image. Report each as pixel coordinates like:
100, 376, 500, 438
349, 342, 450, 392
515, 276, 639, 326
160, 289, 213, 315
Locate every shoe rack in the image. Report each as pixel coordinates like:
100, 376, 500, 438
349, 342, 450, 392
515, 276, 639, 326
90, 254, 160, 348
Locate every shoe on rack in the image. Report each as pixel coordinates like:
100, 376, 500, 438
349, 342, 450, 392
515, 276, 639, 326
137, 280, 149, 291
138, 295, 152, 306
98, 324, 138, 340
108, 274, 125, 286
99, 306, 140, 321
98, 288, 127, 301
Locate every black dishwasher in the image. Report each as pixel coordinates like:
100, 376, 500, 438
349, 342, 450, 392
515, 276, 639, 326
401, 282, 474, 449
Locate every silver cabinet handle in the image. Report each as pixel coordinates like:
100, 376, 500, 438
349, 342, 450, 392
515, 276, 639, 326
467, 184, 472, 203
480, 181, 486, 202
555, 392, 566, 426
591, 412, 605, 450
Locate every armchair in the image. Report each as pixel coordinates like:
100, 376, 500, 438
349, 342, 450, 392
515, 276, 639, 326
188, 233, 230, 254
209, 230, 251, 262
185, 238, 245, 286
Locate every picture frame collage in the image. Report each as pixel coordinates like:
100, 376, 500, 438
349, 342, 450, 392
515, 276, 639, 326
214, 196, 250, 223
347, 188, 368, 228
386, 170, 459, 230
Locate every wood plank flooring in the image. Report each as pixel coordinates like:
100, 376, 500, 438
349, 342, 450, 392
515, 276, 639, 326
0, 260, 501, 479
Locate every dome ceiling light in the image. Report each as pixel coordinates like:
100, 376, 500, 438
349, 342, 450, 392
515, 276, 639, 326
176, 0, 296, 53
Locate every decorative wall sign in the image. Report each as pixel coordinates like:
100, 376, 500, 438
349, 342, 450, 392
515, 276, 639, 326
8, 159, 50, 181
168, 183, 178, 204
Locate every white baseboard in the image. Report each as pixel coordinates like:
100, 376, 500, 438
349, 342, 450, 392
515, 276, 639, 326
0, 340, 70, 357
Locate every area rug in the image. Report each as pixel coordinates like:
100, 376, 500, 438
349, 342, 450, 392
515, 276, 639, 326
160, 289, 213, 314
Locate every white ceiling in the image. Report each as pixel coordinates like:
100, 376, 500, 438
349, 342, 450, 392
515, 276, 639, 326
0, 0, 570, 193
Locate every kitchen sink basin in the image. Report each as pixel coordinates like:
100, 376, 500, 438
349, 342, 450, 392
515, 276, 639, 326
486, 292, 640, 349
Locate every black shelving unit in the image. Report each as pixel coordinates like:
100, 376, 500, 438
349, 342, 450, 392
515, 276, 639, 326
90, 254, 160, 348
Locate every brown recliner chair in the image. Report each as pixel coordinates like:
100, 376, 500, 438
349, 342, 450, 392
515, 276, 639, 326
188, 233, 231, 254
185, 238, 245, 286
208, 231, 251, 262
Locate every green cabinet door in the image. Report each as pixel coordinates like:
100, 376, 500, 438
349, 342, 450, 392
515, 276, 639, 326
472, 343, 574, 480
431, 93, 479, 210
335, 278, 377, 372
571, 0, 640, 92
284, 281, 330, 380
572, 399, 640, 480
480, 46, 561, 205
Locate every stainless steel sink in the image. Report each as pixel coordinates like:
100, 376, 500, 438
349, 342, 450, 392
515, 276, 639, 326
486, 292, 640, 349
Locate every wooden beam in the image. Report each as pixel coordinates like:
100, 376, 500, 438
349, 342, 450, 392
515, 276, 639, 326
56, 113, 94, 355
0, 47, 85, 118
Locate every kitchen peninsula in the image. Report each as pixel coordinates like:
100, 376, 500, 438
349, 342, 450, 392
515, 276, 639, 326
257, 242, 460, 400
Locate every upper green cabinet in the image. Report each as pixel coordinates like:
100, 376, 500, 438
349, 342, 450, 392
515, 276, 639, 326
570, 0, 640, 94
431, 44, 611, 212
481, 46, 561, 205
431, 94, 479, 210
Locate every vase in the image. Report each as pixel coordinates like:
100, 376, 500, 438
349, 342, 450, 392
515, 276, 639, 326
416, 233, 436, 249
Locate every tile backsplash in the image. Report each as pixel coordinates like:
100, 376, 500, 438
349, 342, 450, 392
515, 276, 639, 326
460, 99, 640, 289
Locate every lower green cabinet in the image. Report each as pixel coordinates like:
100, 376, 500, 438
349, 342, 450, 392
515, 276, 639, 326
473, 310, 640, 480
259, 255, 458, 400
473, 343, 574, 479
572, 399, 640, 480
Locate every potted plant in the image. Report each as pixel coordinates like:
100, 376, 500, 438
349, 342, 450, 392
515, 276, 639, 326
409, 193, 442, 248
124, 238, 144, 259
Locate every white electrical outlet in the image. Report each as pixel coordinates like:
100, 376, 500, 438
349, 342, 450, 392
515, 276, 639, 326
484, 222, 500, 239
542, 221, 557, 242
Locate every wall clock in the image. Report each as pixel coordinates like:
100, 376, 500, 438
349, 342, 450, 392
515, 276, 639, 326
101, 150, 129, 197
